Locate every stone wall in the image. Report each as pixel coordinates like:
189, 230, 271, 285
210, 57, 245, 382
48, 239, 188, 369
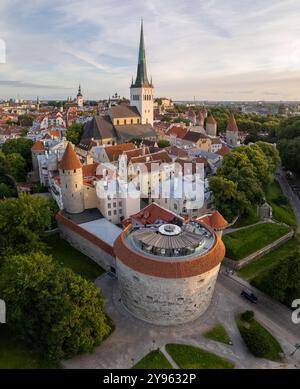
56, 213, 115, 271
223, 230, 294, 270
116, 258, 220, 325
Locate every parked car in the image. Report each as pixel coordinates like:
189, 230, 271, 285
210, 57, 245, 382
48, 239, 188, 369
241, 289, 258, 303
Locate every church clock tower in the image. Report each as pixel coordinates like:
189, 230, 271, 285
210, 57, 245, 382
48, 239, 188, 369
130, 20, 154, 126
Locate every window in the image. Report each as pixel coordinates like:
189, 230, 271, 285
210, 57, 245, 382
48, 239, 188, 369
108, 203, 111, 209
124, 119, 127, 125
113, 202, 116, 207
119, 201, 122, 206
75, 184, 77, 188
108, 211, 111, 216
65, 184, 67, 188
131, 119, 133, 124
113, 210, 117, 215
119, 209, 122, 214
174, 203, 178, 210
117, 120, 119, 125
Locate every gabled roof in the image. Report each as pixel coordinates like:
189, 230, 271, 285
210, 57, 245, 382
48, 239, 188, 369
109, 105, 140, 119
59, 143, 82, 170
226, 113, 239, 133
216, 145, 230, 156
129, 203, 184, 226
183, 131, 208, 143
166, 126, 188, 139
114, 124, 156, 141
167, 146, 189, 158
31, 140, 45, 151
104, 143, 135, 162
82, 163, 99, 178
82, 115, 116, 141
77, 138, 97, 151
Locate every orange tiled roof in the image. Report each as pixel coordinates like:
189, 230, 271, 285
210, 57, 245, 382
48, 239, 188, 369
197, 211, 228, 230
131, 203, 184, 226
216, 145, 230, 156
59, 143, 82, 170
31, 140, 45, 151
105, 143, 135, 162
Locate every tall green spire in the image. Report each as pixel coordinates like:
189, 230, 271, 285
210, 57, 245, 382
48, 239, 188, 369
132, 19, 152, 88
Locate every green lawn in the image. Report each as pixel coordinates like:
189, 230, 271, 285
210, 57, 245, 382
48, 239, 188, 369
236, 315, 283, 362
223, 222, 290, 261
0, 326, 59, 369
165, 344, 234, 369
44, 234, 104, 281
265, 181, 297, 228
203, 325, 232, 345
133, 350, 173, 369
238, 237, 299, 280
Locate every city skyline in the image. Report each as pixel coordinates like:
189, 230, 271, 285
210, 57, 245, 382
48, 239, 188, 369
1, 0, 300, 101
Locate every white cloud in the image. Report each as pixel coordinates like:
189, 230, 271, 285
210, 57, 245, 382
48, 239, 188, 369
0, 0, 300, 100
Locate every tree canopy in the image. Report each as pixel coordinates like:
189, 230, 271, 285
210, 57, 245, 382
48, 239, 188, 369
0, 193, 57, 256
0, 252, 110, 361
66, 123, 85, 145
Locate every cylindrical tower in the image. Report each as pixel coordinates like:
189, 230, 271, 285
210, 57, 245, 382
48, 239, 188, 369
59, 142, 84, 214
206, 115, 217, 137
114, 220, 225, 325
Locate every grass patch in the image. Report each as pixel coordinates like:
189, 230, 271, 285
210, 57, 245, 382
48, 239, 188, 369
234, 207, 260, 228
203, 325, 232, 345
44, 234, 104, 281
265, 180, 297, 228
0, 325, 59, 369
223, 222, 290, 261
236, 314, 283, 362
165, 344, 234, 369
238, 237, 299, 280
132, 350, 173, 369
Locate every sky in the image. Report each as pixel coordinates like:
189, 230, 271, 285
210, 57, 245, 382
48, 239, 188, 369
0, 0, 300, 101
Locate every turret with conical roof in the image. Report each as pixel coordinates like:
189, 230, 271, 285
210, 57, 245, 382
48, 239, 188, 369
130, 20, 154, 126
59, 143, 84, 213
226, 113, 239, 147
206, 114, 217, 137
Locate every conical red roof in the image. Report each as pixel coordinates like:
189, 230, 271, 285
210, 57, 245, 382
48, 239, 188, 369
209, 211, 228, 229
226, 113, 238, 132
59, 143, 82, 170
207, 115, 216, 125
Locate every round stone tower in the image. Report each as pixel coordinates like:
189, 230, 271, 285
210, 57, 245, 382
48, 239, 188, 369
114, 219, 225, 325
206, 115, 217, 137
59, 142, 84, 214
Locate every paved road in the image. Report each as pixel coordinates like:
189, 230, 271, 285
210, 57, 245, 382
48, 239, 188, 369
218, 272, 300, 343
277, 169, 300, 233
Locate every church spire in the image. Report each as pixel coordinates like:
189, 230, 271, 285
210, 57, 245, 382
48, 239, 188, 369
132, 19, 151, 88
77, 83, 82, 97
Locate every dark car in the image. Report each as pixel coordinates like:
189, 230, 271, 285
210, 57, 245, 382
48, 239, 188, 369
241, 289, 258, 303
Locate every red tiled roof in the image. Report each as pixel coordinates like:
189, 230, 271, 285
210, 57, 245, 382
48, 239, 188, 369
168, 146, 188, 158
114, 224, 225, 278
59, 142, 82, 170
82, 163, 99, 178
166, 126, 188, 139
207, 115, 216, 125
226, 113, 239, 133
31, 140, 45, 151
197, 211, 228, 230
130, 203, 184, 226
105, 143, 135, 162
216, 145, 230, 157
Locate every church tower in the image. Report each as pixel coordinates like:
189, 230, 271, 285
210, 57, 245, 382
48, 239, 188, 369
130, 20, 154, 126
76, 84, 84, 108
59, 143, 84, 214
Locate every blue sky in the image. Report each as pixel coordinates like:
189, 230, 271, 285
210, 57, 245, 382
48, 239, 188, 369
1, 0, 300, 100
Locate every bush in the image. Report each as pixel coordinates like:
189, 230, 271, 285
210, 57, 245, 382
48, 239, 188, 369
273, 195, 288, 206
241, 310, 254, 322
239, 325, 270, 358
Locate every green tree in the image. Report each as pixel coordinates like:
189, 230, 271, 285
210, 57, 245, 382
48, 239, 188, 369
18, 114, 34, 126
0, 193, 54, 256
277, 137, 300, 174
209, 176, 250, 221
0, 252, 110, 361
157, 139, 170, 148
66, 123, 84, 145
4, 153, 27, 181
0, 183, 13, 199
2, 138, 34, 170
